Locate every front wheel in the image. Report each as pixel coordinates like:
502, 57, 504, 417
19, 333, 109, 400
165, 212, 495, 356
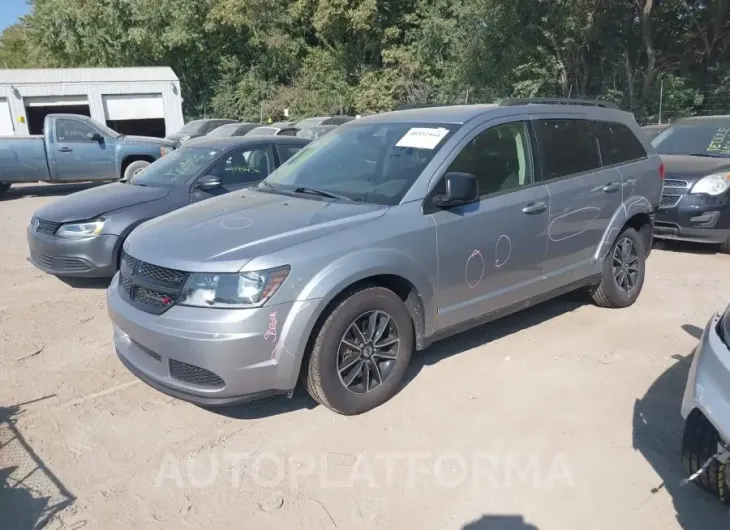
122, 160, 150, 181
0, 182, 10, 198
590, 227, 646, 308
682, 410, 730, 504
304, 287, 414, 415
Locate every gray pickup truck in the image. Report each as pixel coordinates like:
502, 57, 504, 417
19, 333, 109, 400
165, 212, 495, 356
0, 113, 175, 197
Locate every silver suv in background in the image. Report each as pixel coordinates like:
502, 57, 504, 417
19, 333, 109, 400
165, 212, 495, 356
107, 99, 663, 415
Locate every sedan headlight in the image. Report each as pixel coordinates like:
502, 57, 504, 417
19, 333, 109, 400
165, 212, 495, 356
56, 219, 105, 239
178, 265, 290, 308
160, 146, 172, 156
690, 173, 730, 196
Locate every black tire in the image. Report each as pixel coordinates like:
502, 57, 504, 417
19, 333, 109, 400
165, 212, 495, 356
681, 410, 730, 504
304, 287, 414, 415
0, 182, 10, 197
591, 227, 646, 308
122, 160, 150, 180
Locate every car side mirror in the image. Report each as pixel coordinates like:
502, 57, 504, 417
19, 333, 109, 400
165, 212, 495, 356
196, 175, 221, 191
87, 132, 104, 142
433, 172, 479, 207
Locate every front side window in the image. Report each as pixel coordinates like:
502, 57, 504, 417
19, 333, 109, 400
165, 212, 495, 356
652, 120, 730, 157
594, 121, 647, 165
262, 122, 457, 205
55, 120, 96, 142
277, 144, 304, 163
209, 145, 276, 186
444, 121, 535, 196
129, 146, 222, 186
534, 119, 602, 179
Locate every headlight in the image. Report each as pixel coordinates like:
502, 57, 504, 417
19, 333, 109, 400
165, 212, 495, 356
179, 135, 191, 144
178, 265, 290, 308
690, 173, 730, 196
160, 146, 172, 156
55, 219, 105, 239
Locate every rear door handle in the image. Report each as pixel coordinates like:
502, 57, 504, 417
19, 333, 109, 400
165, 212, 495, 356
58, 147, 73, 152
602, 182, 621, 193
522, 201, 547, 215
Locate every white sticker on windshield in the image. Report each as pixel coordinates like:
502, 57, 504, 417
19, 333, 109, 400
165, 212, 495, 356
396, 127, 450, 150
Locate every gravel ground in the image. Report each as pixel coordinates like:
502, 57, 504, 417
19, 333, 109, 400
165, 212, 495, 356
2, 182, 729, 530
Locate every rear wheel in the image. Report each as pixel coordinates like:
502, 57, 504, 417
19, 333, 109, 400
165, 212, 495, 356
122, 160, 150, 181
304, 287, 413, 415
682, 410, 730, 504
0, 182, 10, 197
591, 227, 646, 308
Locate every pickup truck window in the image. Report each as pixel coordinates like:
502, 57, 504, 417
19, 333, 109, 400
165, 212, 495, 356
130, 146, 222, 187
56, 120, 97, 143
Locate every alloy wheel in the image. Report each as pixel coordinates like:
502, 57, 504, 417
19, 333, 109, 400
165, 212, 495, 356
612, 237, 640, 294
337, 310, 400, 394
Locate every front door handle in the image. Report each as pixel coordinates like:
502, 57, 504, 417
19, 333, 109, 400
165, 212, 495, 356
58, 147, 73, 153
602, 182, 621, 193
522, 201, 547, 215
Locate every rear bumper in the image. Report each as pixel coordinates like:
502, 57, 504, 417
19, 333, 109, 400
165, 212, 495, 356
27, 225, 119, 277
654, 192, 730, 244
682, 309, 730, 442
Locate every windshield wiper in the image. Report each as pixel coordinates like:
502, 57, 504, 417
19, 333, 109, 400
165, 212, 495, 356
293, 186, 354, 202
688, 152, 726, 158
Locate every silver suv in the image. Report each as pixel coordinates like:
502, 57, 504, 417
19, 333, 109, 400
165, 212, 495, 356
107, 99, 663, 415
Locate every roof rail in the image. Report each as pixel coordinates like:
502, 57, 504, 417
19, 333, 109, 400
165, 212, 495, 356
499, 98, 619, 109
395, 103, 458, 110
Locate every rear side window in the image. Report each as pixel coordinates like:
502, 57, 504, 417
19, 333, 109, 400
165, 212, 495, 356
594, 121, 647, 165
533, 119, 601, 180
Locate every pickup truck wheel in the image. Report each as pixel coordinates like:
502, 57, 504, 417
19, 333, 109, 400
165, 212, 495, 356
0, 182, 10, 197
304, 287, 413, 415
123, 161, 150, 180
719, 235, 730, 254
590, 227, 646, 308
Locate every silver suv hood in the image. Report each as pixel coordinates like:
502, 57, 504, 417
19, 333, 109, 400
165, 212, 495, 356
124, 190, 387, 273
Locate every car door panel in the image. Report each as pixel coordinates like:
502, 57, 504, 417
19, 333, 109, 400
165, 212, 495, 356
54, 119, 116, 181
433, 185, 550, 330
530, 115, 624, 290
430, 118, 550, 332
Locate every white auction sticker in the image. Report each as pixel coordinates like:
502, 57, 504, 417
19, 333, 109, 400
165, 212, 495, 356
396, 127, 450, 150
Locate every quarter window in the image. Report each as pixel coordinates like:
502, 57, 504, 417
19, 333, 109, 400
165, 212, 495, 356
594, 121, 647, 165
444, 121, 535, 196
533, 119, 601, 180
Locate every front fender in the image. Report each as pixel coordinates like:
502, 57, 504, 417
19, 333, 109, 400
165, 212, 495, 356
273, 248, 437, 391
594, 194, 654, 265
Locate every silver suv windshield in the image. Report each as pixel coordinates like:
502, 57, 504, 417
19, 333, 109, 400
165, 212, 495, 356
260, 122, 457, 205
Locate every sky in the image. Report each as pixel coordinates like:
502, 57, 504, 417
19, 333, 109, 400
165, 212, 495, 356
1, 0, 30, 32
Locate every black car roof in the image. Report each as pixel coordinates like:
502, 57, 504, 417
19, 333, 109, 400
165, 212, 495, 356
185, 135, 310, 150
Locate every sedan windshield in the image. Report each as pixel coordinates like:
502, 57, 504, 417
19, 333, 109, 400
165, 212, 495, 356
652, 121, 730, 157
260, 122, 457, 205
207, 123, 241, 137
246, 127, 277, 136
130, 146, 221, 187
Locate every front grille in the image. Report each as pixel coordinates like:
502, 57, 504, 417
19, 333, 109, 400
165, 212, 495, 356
659, 194, 682, 208
36, 219, 61, 235
37, 255, 91, 272
119, 250, 189, 314
169, 359, 225, 388
137, 262, 187, 286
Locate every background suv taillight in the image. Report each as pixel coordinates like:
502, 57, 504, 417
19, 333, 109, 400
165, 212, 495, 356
659, 162, 666, 180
